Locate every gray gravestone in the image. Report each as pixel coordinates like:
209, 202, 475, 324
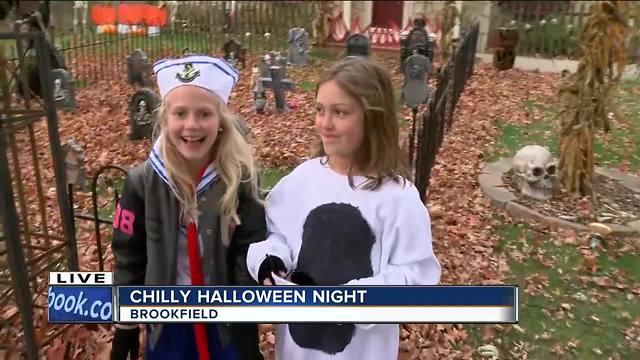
260, 51, 287, 78
129, 88, 160, 140
287, 27, 309, 66
402, 54, 431, 108
261, 66, 294, 113
62, 139, 88, 191
51, 69, 76, 110
251, 67, 267, 113
126, 49, 151, 87
223, 38, 246, 68
346, 33, 370, 58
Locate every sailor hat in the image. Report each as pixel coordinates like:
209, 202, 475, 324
152, 55, 239, 104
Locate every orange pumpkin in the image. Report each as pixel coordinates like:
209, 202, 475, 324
102, 24, 117, 34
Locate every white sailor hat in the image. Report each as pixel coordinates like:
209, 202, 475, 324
152, 55, 239, 104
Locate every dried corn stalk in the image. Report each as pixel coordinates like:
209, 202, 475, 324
439, 1, 460, 64
557, 1, 630, 197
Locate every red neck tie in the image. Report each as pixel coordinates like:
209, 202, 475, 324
186, 164, 211, 360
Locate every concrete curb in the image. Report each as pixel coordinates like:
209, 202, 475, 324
480, 158, 639, 237
476, 53, 639, 80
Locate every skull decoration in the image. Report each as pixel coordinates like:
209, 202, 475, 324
512, 145, 558, 200
53, 79, 67, 101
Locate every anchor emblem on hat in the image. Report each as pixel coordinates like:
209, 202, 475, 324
176, 63, 200, 83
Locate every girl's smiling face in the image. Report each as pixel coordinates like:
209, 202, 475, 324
314, 79, 365, 168
164, 85, 220, 169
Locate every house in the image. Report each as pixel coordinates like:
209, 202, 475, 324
322, 1, 464, 50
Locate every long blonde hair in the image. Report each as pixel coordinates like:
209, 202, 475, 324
314, 57, 408, 190
154, 91, 260, 225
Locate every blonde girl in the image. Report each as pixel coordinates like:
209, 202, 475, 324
112, 55, 264, 360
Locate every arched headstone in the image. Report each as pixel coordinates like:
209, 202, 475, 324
51, 69, 76, 111
402, 54, 431, 107
129, 88, 160, 140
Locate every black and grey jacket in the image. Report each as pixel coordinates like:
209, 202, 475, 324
112, 154, 266, 359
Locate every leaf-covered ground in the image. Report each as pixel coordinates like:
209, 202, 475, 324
1, 48, 639, 359
464, 78, 640, 360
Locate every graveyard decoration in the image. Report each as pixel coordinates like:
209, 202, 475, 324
402, 53, 432, 169
261, 66, 294, 113
399, 18, 435, 72
51, 68, 76, 111
126, 49, 151, 87
251, 67, 267, 113
345, 33, 370, 58
12, 1, 68, 100
491, 27, 519, 71
439, 1, 461, 64
512, 145, 558, 200
223, 37, 247, 69
557, 1, 631, 197
311, 1, 334, 45
402, 54, 431, 108
287, 27, 310, 66
62, 139, 88, 192
129, 88, 160, 140
260, 51, 288, 78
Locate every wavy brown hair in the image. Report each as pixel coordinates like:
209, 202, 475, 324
314, 56, 408, 190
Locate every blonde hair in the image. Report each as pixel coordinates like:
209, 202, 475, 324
154, 91, 260, 225
314, 57, 408, 190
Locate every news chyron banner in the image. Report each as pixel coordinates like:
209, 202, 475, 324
49, 272, 519, 324
48, 272, 114, 323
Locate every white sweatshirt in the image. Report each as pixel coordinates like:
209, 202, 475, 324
247, 157, 441, 360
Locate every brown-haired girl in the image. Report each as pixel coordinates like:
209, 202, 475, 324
246, 56, 441, 359
111, 55, 264, 360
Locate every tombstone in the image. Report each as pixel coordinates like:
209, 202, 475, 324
126, 49, 151, 87
400, 18, 435, 72
261, 66, 294, 113
51, 69, 76, 110
402, 54, 431, 108
251, 67, 267, 113
223, 38, 247, 69
287, 27, 310, 66
62, 139, 88, 192
129, 88, 160, 140
346, 33, 370, 58
259, 51, 287, 78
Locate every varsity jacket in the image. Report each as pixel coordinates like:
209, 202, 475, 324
111, 160, 265, 359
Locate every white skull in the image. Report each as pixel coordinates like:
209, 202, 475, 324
512, 145, 557, 200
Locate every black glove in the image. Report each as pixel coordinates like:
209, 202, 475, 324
111, 326, 140, 360
258, 255, 287, 284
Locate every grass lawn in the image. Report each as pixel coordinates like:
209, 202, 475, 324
466, 217, 640, 359
470, 79, 640, 358
259, 167, 289, 192
488, 79, 640, 171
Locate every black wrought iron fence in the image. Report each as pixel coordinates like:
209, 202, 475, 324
36, 1, 317, 86
413, 23, 480, 202
0, 31, 78, 360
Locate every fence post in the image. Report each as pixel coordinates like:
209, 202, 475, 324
36, 33, 79, 271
